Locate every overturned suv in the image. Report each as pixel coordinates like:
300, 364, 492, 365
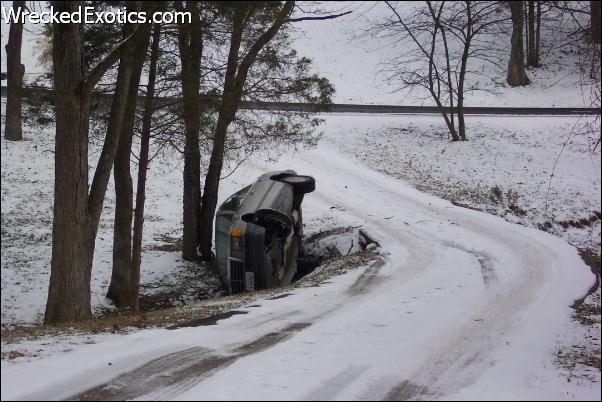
215, 171, 315, 294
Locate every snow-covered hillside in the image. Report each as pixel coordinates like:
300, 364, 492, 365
2, 111, 599, 325
292, 2, 599, 107
1, 111, 600, 400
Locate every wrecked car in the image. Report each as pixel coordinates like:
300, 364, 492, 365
215, 171, 315, 294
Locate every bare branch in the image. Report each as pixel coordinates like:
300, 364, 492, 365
82, 30, 138, 97
286, 11, 352, 23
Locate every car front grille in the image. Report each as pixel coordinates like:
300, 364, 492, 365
229, 258, 245, 294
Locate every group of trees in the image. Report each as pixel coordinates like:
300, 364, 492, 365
4, 1, 340, 324
371, 1, 601, 141
3, 1, 600, 324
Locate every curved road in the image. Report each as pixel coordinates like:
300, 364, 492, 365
2, 146, 596, 401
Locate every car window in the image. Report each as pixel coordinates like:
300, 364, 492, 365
221, 184, 252, 212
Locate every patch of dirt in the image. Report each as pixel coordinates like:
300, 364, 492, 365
296, 250, 380, 288
167, 310, 248, 329
303, 226, 380, 268
555, 249, 601, 381
146, 234, 182, 253
558, 214, 601, 230
131, 259, 224, 314
267, 293, 294, 300
305, 226, 356, 243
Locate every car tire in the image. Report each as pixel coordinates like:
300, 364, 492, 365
279, 175, 315, 194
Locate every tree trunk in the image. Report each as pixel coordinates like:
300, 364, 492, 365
106, 100, 135, 308
177, 1, 202, 261
527, 1, 537, 67
457, 43, 470, 141
198, 2, 294, 257
426, 2, 458, 142
521, 1, 531, 60
457, 4, 472, 141
440, 29, 456, 138
45, 2, 93, 324
198, 116, 234, 257
106, 37, 149, 308
131, 24, 162, 313
507, 1, 530, 87
535, 1, 541, 66
45, 1, 146, 325
592, 1, 601, 44
198, 8, 246, 258
4, 0, 25, 141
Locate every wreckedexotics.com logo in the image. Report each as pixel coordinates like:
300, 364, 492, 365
1, 5, 191, 25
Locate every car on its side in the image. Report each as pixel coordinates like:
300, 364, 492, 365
215, 171, 315, 294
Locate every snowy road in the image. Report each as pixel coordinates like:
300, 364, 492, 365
1, 144, 597, 401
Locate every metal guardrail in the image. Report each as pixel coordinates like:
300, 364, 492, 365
240, 102, 601, 115
1, 85, 600, 116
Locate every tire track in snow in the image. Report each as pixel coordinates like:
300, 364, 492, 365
439, 241, 498, 288
246, 153, 520, 400
69, 323, 311, 401
347, 259, 386, 296
274, 149, 588, 400
47, 146, 592, 401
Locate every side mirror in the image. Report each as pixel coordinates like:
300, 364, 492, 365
242, 208, 293, 237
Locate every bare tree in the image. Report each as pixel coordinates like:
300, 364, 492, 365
507, 1, 530, 86
386, 1, 459, 140
548, 1, 601, 79
4, 0, 25, 141
524, 1, 542, 67
375, 1, 506, 141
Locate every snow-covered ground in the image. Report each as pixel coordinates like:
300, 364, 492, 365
1, 2, 600, 397
330, 113, 601, 252
2, 112, 599, 326
291, 2, 600, 107
0, 109, 224, 325
1, 116, 600, 400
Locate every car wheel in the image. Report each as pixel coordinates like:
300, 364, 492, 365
279, 175, 315, 194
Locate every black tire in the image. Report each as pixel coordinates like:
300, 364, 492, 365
279, 175, 315, 194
